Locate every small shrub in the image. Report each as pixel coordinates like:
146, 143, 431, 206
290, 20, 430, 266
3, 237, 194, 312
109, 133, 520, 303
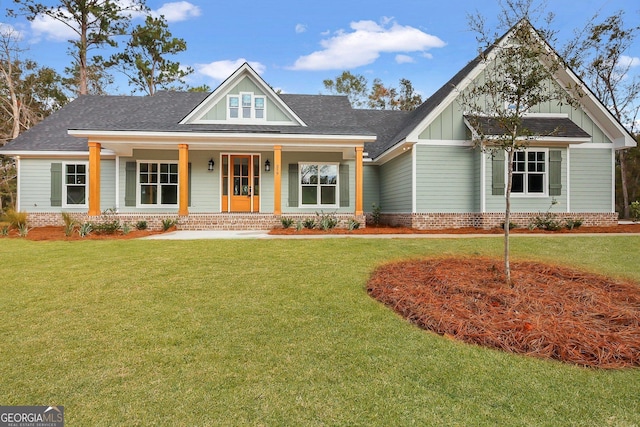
281, 217, 294, 229
348, 218, 360, 231
90, 209, 121, 234
78, 222, 92, 238
135, 220, 148, 230
529, 199, 562, 231
499, 221, 518, 230
631, 201, 640, 222
371, 203, 382, 226
61, 212, 78, 237
0, 224, 8, 236
295, 220, 303, 231
162, 218, 178, 231
17, 223, 29, 237
565, 218, 583, 230
316, 211, 338, 230
121, 222, 131, 235
302, 218, 315, 229
5, 209, 27, 229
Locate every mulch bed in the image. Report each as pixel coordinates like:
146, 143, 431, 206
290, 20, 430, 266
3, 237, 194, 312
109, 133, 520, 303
367, 257, 640, 369
2, 226, 163, 240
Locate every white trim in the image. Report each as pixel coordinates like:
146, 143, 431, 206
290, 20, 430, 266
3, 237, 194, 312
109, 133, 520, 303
220, 153, 263, 213
612, 149, 616, 213
566, 147, 571, 212
15, 156, 20, 212
569, 142, 614, 149
480, 149, 486, 213
136, 160, 180, 208
411, 145, 417, 213
62, 161, 89, 208
298, 162, 340, 209
415, 139, 475, 147
509, 148, 549, 198
115, 156, 120, 211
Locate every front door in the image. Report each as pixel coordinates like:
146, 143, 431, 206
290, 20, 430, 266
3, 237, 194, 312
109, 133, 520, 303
222, 154, 260, 212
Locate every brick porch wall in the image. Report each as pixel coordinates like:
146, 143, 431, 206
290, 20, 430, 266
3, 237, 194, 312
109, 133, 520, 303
376, 212, 618, 230
25, 212, 367, 231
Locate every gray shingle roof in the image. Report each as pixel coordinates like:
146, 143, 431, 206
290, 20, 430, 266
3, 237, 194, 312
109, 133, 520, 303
466, 116, 591, 138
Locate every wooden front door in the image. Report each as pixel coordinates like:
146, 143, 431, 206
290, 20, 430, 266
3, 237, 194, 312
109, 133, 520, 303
222, 154, 260, 212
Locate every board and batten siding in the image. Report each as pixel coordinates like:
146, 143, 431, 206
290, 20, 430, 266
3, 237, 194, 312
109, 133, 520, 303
414, 144, 480, 213
484, 148, 568, 212
363, 164, 380, 211
569, 147, 613, 212
379, 152, 412, 213
19, 158, 115, 212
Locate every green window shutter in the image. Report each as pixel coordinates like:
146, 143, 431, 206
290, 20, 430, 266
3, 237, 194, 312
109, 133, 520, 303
339, 164, 349, 207
549, 150, 562, 196
125, 161, 137, 206
188, 162, 192, 207
288, 164, 298, 207
50, 163, 62, 207
492, 151, 505, 196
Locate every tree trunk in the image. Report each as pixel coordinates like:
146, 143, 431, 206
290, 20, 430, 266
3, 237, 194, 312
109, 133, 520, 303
504, 149, 514, 287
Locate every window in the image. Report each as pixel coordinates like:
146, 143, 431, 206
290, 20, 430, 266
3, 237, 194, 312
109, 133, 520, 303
512, 150, 546, 195
300, 163, 338, 206
227, 93, 266, 121
64, 163, 87, 206
139, 162, 179, 206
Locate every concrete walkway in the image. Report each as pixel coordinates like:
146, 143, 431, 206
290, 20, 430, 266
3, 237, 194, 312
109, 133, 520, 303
141, 230, 638, 240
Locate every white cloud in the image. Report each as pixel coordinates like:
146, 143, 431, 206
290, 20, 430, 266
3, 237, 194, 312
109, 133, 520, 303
30, 14, 78, 42
195, 59, 266, 81
290, 18, 446, 71
395, 54, 414, 64
0, 23, 25, 40
295, 24, 307, 34
153, 1, 201, 22
619, 55, 640, 69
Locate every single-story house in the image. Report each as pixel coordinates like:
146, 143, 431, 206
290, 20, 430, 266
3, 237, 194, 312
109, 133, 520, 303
0, 22, 635, 230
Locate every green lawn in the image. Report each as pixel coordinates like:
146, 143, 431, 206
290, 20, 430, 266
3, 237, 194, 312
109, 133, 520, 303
1, 236, 639, 426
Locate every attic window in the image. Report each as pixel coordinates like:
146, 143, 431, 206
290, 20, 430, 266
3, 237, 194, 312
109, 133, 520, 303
227, 92, 266, 121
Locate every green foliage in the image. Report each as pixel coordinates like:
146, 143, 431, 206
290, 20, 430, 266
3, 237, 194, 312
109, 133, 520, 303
302, 218, 315, 229
530, 199, 563, 231
78, 222, 92, 238
90, 209, 120, 234
17, 223, 28, 237
61, 212, 78, 237
106, 15, 192, 95
135, 220, 148, 230
347, 218, 360, 231
0, 224, 9, 236
162, 218, 178, 231
371, 203, 382, 226
565, 218, 583, 230
316, 211, 338, 230
121, 222, 131, 235
295, 220, 303, 231
631, 201, 640, 222
4, 209, 27, 228
280, 217, 294, 229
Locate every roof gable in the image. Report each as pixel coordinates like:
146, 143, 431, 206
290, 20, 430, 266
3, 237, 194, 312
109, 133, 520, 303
180, 62, 306, 126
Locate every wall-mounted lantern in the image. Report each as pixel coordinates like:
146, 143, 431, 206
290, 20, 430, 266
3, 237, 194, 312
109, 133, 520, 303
264, 159, 271, 172
208, 158, 215, 172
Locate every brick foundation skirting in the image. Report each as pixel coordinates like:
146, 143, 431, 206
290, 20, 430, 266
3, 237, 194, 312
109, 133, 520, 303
24, 212, 367, 231
375, 212, 618, 230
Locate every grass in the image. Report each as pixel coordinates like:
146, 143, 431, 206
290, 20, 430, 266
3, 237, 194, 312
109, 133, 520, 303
0, 236, 639, 425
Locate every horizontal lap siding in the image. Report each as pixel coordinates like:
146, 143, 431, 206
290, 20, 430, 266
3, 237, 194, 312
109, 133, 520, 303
100, 160, 116, 211
570, 148, 613, 212
380, 152, 412, 212
363, 164, 380, 212
415, 145, 478, 213
19, 159, 54, 212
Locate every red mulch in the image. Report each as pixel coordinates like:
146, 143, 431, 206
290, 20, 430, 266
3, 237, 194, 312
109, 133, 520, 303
367, 257, 640, 369
269, 223, 640, 235
2, 226, 164, 241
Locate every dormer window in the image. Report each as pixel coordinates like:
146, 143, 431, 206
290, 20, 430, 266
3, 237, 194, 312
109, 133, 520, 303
228, 92, 266, 121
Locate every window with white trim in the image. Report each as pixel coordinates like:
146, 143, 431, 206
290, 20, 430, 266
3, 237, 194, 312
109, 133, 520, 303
227, 92, 266, 121
138, 162, 179, 206
512, 150, 546, 195
64, 163, 87, 206
300, 163, 338, 207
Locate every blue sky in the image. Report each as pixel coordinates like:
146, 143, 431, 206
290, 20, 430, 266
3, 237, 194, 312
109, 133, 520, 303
1, 0, 639, 99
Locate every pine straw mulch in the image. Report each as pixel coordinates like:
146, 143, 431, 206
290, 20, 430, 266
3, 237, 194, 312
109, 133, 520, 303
367, 257, 640, 369
1, 225, 165, 241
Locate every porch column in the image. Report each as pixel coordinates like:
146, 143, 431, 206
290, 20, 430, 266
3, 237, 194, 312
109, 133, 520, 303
178, 144, 189, 216
273, 145, 282, 215
355, 146, 363, 216
88, 141, 101, 216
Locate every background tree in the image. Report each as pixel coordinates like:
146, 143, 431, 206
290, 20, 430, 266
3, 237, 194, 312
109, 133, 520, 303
368, 78, 397, 109
10, 0, 147, 95
396, 78, 423, 111
460, 1, 580, 285
106, 15, 192, 95
63, 62, 113, 95
323, 71, 369, 108
563, 11, 640, 218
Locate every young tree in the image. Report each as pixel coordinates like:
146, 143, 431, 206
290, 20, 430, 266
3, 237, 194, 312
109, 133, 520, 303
323, 71, 369, 108
460, 3, 580, 286
10, 0, 147, 95
106, 15, 193, 95
563, 11, 640, 218
396, 78, 423, 111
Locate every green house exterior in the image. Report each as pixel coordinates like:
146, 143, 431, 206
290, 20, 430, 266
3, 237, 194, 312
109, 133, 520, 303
1, 23, 635, 230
